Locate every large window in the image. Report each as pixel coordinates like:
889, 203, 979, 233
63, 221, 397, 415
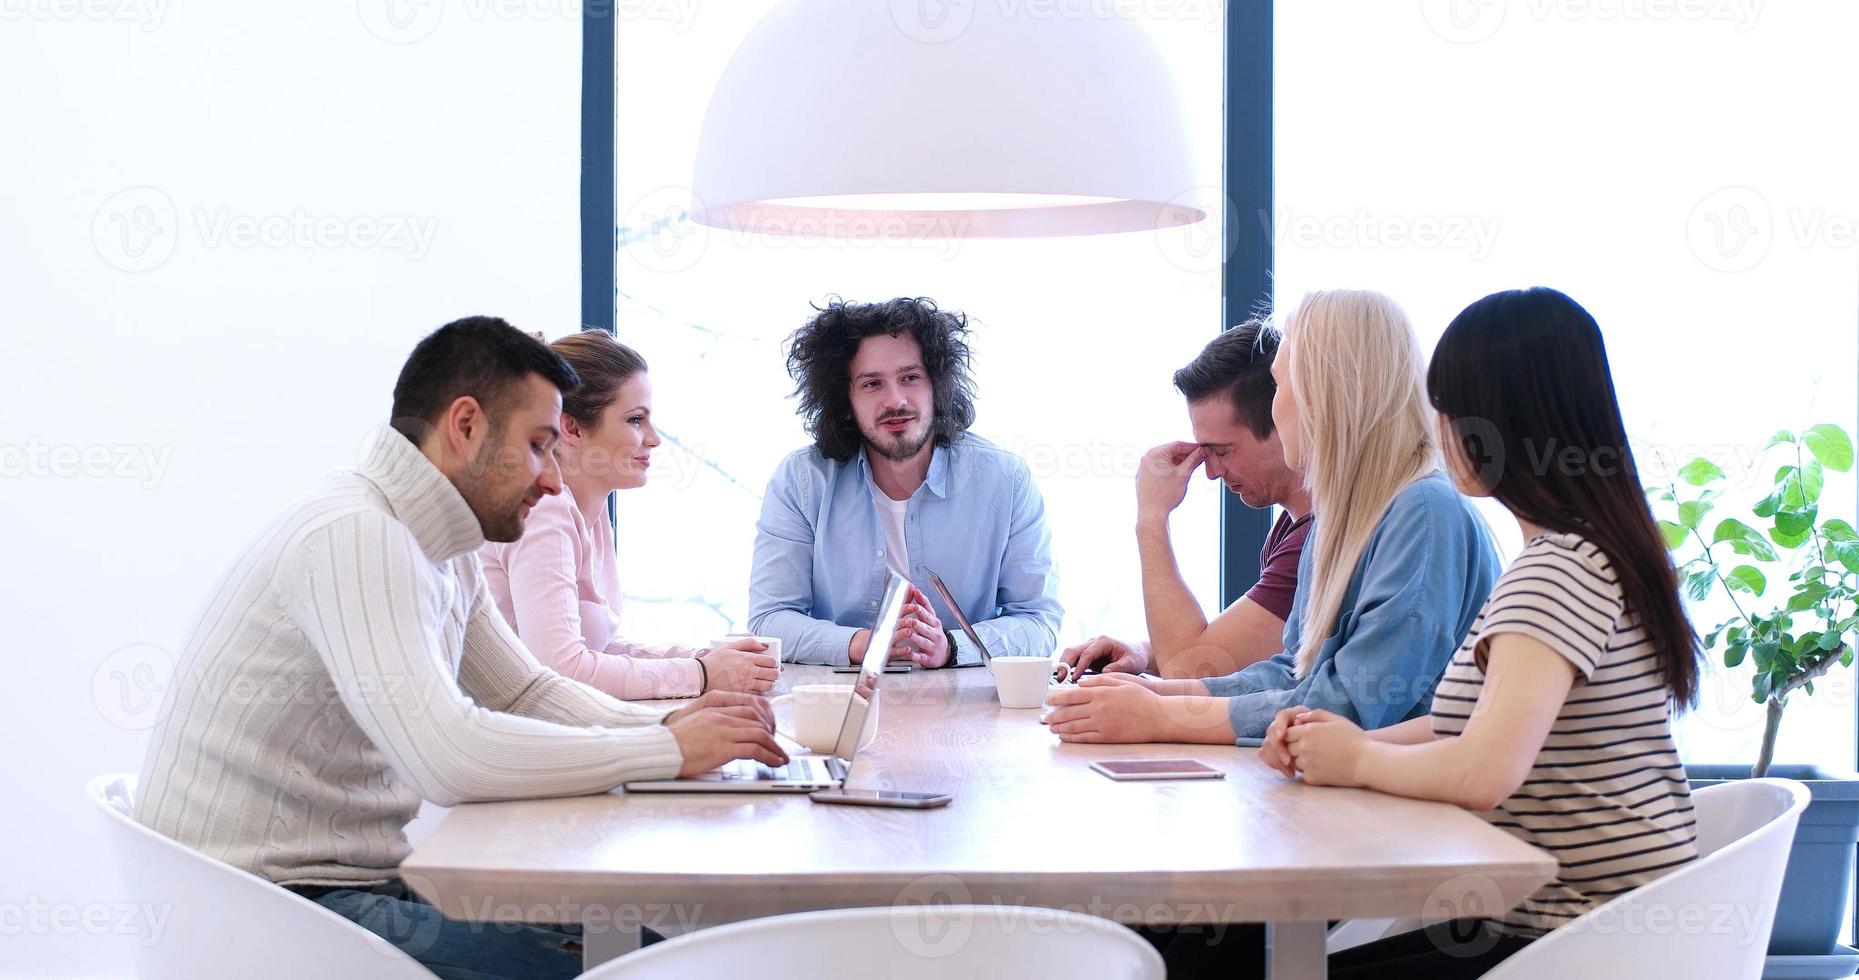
1275, 0, 1859, 770
609, 4, 1227, 650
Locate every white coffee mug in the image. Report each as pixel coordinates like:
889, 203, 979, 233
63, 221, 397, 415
770, 683, 879, 754
715, 633, 782, 665
989, 655, 1055, 709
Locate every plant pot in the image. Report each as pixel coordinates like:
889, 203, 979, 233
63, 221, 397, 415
1688, 764, 1859, 960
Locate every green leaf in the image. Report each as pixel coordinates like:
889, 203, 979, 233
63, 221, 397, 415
1801, 460, 1826, 504
1714, 519, 1779, 562
1823, 519, 1859, 543
1724, 641, 1748, 668
1781, 470, 1808, 512
1680, 458, 1727, 486
1658, 520, 1688, 550
1805, 424, 1855, 472
1834, 542, 1859, 575
1754, 489, 1784, 519
1820, 631, 1844, 651
1705, 626, 1724, 647
1772, 524, 1813, 549
1753, 639, 1780, 669
1753, 670, 1774, 703
1726, 565, 1768, 597
1685, 569, 1716, 602
1844, 648, 1854, 668
1765, 430, 1798, 449
1806, 680, 1816, 696
1679, 499, 1713, 530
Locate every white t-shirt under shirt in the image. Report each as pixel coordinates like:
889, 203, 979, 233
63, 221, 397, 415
875, 491, 910, 577
1430, 531, 1698, 938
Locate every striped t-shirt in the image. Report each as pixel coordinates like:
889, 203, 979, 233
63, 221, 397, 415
1430, 531, 1697, 938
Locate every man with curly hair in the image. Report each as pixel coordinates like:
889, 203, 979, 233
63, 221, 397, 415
748, 297, 1063, 667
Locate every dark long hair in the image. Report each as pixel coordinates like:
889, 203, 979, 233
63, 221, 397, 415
1428, 287, 1700, 707
785, 297, 978, 463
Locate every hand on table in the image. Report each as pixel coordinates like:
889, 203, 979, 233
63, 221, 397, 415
1282, 709, 1369, 787
898, 587, 951, 668
1042, 673, 1170, 743
1057, 635, 1153, 678
697, 639, 779, 694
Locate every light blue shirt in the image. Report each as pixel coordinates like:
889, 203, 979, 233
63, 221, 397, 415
1203, 472, 1501, 739
749, 435, 1063, 666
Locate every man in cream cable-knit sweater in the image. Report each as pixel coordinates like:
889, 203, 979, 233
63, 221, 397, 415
136, 317, 786, 980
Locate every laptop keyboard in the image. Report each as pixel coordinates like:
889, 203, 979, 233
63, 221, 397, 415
720, 757, 840, 782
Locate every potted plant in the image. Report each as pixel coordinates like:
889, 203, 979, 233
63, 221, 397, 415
1651, 423, 1859, 965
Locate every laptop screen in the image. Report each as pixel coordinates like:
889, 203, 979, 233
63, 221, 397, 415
827, 571, 908, 767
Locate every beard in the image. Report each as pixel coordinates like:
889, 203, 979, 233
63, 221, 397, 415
456, 436, 536, 543
862, 412, 932, 462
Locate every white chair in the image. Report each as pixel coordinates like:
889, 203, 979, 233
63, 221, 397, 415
579, 904, 1165, 979
1330, 778, 1809, 978
88, 774, 431, 980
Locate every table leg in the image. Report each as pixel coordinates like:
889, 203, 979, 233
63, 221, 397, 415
583, 922, 640, 970
1266, 921, 1327, 980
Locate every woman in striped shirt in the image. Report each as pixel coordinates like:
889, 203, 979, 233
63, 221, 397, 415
1262, 286, 1703, 977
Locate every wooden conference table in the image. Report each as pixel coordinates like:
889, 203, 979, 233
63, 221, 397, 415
403, 664, 1554, 978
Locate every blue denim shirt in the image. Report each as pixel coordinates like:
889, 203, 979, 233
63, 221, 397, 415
748, 434, 1063, 666
1203, 472, 1501, 739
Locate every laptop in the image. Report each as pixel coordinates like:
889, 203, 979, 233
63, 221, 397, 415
927, 569, 991, 664
622, 572, 908, 794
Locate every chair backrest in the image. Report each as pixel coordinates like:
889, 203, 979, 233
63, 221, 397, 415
1481, 777, 1809, 980
581, 903, 1165, 980
88, 774, 431, 980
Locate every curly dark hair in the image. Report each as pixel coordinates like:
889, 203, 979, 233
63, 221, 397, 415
785, 297, 978, 463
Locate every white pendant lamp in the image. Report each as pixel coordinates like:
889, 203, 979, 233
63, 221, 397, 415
689, 0, 1205, 239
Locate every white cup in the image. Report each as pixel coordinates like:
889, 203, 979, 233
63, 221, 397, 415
989, 656, 1055, 709
770, 683, 879, 754
713, 633, 782, 667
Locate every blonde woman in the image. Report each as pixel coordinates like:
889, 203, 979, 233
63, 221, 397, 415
481, 331, 778, 699
1045, 289, 1502, 744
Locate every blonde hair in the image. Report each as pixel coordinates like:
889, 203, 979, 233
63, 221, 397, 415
1283, 290, 1439, 676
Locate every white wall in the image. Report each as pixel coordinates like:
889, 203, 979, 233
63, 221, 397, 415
0, 6, 582, 975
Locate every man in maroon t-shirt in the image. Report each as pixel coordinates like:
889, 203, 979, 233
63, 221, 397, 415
1059, 319, 1312, 680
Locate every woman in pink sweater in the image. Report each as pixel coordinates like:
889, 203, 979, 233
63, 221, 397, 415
481, 331, 777, 699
